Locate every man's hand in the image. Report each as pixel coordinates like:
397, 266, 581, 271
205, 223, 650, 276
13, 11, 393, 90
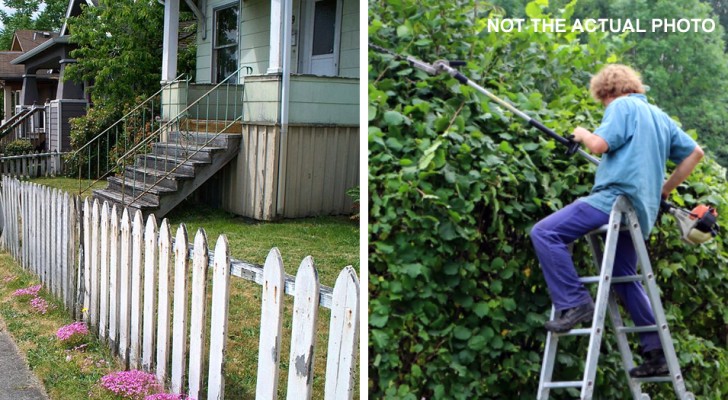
572, 126, 609, 154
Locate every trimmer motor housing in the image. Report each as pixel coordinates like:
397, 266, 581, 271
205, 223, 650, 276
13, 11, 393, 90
668, 204, 719, 245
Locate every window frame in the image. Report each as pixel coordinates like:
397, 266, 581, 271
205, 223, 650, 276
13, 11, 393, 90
212, 3, 240, 83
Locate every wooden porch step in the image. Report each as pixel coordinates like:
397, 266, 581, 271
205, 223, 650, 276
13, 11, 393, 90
178, 119, 243, 134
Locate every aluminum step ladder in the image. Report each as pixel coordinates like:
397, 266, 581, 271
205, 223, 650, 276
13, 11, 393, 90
537, 196, 695, 400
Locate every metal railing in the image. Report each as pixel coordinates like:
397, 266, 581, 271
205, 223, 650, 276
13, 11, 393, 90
0, 105, 47, 149
116, 65, 247, 208
69, 73, 188, 194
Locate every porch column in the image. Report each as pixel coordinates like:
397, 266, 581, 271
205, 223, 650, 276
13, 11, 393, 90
3, 85, 11, 121
268, 0, 293, 74
161, 0, 179, 82
20, 73, 39, 106
57, 59, 85, 99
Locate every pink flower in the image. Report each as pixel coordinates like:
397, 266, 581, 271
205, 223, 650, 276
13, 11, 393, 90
56, 322, 90, 348
30, 297, 49, 314
2, 275, 15, 283
145, 394, 194, 400
13, 284, 41, 297
100, 370, 161, 399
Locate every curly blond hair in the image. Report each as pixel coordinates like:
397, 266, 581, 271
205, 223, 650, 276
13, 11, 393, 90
589, 64, 645, 103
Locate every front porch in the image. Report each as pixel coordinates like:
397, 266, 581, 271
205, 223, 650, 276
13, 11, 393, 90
161, 73, 359, 220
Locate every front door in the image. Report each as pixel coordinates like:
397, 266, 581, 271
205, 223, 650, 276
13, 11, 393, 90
302, 0, 341, 76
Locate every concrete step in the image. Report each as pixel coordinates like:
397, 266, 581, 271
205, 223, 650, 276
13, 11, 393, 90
168, 131, 241, 148
107, 176, 177, 205
134, 154, 207, 176
93, 188, 158, 214
178, 119, 243, 134
123, 166, 189, 191
151, 142, 225, 163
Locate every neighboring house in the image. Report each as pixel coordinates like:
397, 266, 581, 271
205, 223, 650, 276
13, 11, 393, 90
155, 0, 360, 220
0, 30, 60, 149
0, 0, 97, 153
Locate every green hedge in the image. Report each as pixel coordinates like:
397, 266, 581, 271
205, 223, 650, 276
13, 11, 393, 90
368, 0, 728, 399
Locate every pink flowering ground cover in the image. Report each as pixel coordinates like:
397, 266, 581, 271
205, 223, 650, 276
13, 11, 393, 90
99, 370, 161, 399
12, 284, 41, 297
30, 296, 50, 314
145, 394, 194, 400
56, 321, 90, 348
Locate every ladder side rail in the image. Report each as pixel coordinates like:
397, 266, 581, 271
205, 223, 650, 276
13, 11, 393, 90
586, 231, 645, 400
537, 306, 560, 400
581, 199, 625, 398
620, 203, 691, 399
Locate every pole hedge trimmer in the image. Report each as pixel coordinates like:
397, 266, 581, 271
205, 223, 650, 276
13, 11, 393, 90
370, 44, 720, 245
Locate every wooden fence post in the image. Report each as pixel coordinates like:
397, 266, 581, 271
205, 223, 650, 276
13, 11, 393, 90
207, 235, 231, 400
90, 199, 100, 328
256, 248, 286, 399
188, 228, 209, 400
286, 257, 321, 400
170, 224, 189, 394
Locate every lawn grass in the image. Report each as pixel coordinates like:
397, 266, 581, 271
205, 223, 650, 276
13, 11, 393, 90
29, 177, 106, 199
0, 253, 122, 399
21, 179, 361, 399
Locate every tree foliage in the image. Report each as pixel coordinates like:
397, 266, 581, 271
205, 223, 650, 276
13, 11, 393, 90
369, 0, 728, 398
65, 0, 165, 108
0, 0, 68, 49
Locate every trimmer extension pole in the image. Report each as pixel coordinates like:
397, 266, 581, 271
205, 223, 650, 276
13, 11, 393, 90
432, 60, 601, 165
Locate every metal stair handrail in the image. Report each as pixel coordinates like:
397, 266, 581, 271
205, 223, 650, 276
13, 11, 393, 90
71, 73, 188, 193
117, 65, 247, 207
0, 104, 46, 140
117, 65, 247, 162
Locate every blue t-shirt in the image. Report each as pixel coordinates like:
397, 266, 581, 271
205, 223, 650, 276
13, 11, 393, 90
579, 94, 697, 238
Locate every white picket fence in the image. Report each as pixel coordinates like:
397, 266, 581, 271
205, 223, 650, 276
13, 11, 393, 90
0, 151, 65, 178
0, 176, 360, 399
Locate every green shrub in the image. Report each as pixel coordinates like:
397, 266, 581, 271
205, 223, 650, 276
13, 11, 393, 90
4, 139, 34, 156
368, 0, 728, 399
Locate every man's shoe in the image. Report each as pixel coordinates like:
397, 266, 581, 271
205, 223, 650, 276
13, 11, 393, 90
629, 349, 669, 378
544, 301, 595, 333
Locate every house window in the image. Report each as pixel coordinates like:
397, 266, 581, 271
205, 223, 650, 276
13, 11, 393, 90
214, 4, 239, 83
312, 0, 336, 56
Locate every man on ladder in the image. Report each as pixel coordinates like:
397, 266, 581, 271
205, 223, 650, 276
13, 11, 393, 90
530, 64, 704, 377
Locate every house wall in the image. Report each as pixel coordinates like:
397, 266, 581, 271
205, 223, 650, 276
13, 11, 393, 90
242, 74, 357, 124
196, 0, 359, 81
47, 99, 86, 152
219, 122, 358, 219
338, 0, 359, 78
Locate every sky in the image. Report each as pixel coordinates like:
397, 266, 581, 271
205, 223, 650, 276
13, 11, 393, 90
0, 2, 47, 29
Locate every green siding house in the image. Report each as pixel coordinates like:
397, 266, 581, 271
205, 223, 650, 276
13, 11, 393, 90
160, 0, 359, 220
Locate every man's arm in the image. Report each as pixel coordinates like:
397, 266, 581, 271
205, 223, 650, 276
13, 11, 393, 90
662, 146, 705, 198
572, 126, 609, 154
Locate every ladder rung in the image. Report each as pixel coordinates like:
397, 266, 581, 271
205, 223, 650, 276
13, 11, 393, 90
558, 328, 592, 336
544, 381, 583, 388
579, 275, 642, 284
633, 376, 672, 383
587, 224, 629, 235
618, 325, 658, 334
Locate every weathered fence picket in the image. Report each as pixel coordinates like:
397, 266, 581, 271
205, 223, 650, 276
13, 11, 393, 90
188, 229, 209, 400
0, 151, 66, 179
287, 257, 321, 399
256, 248, 286, 398
170, 224, 189, 394
0, 177, 360, 400
142, 215, 158, 372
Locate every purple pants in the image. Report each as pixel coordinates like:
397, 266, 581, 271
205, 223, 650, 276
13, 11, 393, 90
530, 200, 661, 352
